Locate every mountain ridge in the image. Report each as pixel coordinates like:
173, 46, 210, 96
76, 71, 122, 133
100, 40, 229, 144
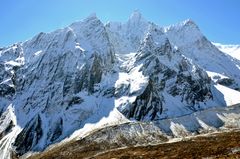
0, 12, 240, 159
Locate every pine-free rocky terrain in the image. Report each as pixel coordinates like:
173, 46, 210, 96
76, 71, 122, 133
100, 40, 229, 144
0, 11, 240, 159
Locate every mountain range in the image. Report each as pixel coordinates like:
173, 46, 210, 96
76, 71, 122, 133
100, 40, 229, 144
0, 11, 240, 159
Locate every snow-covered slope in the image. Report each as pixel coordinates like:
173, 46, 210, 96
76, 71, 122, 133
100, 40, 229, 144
0, 12, 240, 158
213, 43, 240, 60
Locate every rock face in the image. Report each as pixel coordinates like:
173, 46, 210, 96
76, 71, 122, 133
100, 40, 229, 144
0, 12, 240, 158
118, 26, 214, 121
13, 115, 42, 155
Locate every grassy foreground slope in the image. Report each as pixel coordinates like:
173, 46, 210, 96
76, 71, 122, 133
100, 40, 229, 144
27, 130, 240, 159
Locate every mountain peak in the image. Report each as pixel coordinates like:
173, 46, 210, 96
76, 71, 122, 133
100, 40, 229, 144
83, 12, 99, 22
130, 10, 142, 19
69, 13, 100, 30
165, 19, 200, 32
128, 10, 146, 24
182, 19, 199, 29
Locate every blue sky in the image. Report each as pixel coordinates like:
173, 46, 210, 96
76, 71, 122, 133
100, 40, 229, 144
1, 0, 239, 47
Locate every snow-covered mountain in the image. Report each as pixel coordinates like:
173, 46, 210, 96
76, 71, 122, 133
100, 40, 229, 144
0, 11, 240, 158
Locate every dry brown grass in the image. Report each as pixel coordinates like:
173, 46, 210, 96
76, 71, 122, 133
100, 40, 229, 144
28, 130, 240, 159
96, 132, 240, 159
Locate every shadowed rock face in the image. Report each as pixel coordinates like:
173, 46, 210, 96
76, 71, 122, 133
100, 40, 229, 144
217, 78, 234, 86
173, 71, 212, 106
13, 115, 42, 155
123, 79, 163, 121
0, 120, 14, 141
0, 84, 15, 97
48, 118, 63, 142
0, 48, 22, 100
62, 53, 104, 95
88, 54, 103, 93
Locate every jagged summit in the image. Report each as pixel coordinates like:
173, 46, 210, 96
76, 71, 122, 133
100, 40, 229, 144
129, 10, 142, 19
0, 12, 240, 159
164, 18, 200, 31
69, 13, 99, 27
86, 12, 97, 19
180, 19, 199, 29
128, 10, 146, 24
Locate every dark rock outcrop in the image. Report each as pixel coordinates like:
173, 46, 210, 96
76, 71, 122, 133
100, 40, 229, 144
13, 115, 42, 155
123, 79, 163, 120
